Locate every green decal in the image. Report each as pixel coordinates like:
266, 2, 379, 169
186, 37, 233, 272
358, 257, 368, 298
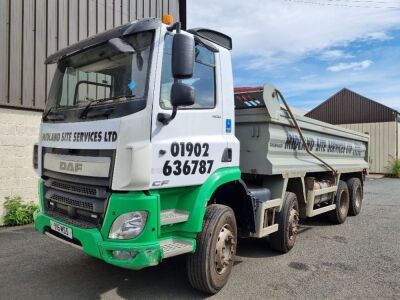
34, 167, 240, 270
152, 167, 241, 235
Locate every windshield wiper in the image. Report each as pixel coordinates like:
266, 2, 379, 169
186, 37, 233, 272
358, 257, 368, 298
79, 95, 133, 119
42, 107, 65, 121
42, 107, 53, 121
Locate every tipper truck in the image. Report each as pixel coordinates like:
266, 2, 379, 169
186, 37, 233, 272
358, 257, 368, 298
33, 17, 369, 294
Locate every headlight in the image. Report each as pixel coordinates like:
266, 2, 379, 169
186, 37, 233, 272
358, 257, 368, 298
108, 211, 148, 240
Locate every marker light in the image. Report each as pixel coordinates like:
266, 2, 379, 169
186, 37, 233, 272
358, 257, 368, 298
162, 14, 174, 25
112, 250, 138, 260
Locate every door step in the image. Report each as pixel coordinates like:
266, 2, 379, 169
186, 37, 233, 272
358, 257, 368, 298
160, 239, 194, 258
160, 209, 189, 226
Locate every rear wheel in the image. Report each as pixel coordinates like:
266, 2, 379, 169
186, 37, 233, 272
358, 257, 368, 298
187, 204, 237, 294
269, 192, 299, 253
327, 180, 349, 224
347, 178, 363, 216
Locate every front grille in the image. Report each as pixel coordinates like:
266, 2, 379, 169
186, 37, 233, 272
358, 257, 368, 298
41, 147, 115, 189
43, 178, 109, 228
48, 193, 94, 211
45, 178, 107, 198
51, 180, 97, 196
46, 210, 98, 229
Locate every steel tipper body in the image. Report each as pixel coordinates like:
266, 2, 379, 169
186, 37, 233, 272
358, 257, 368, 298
235, 87, 369, 176
33, 17, 369, 294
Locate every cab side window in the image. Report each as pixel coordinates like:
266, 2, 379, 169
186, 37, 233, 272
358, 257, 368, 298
160, 35, 216, 109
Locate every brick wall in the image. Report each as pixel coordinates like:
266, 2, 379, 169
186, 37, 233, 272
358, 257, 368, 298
0, 108, 41, 224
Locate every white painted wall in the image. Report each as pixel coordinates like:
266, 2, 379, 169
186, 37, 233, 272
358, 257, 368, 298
0, 108, 41, 224
340, 122, 398, 174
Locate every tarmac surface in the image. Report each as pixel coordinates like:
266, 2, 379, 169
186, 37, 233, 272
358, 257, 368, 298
0, 177, 399, 299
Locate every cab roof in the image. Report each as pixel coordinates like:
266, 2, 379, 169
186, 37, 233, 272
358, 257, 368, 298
45, 18, 161, 65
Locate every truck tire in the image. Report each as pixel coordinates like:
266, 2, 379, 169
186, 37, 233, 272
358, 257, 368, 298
186, 204, 237, 294
269, 192, 299, 253
327, 180, 349, 224
347, 178, 363, 216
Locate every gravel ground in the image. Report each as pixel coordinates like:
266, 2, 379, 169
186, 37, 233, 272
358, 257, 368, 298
0, 178, 399, 299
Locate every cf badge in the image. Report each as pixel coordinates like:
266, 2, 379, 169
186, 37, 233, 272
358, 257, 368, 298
152, 180, 170, 187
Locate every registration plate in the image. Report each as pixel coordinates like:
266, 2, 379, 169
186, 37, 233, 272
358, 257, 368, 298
50, 220, 73, 239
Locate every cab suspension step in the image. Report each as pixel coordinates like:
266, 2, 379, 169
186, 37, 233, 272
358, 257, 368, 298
160, 209, 189, 226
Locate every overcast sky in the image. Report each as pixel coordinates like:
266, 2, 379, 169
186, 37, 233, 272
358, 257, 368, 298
187, 0, 400, 111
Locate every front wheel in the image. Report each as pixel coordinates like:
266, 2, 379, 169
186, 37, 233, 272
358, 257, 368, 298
186, 204, 237, 294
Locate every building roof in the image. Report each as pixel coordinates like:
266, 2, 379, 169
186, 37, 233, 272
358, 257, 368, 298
306, 88, 399, 124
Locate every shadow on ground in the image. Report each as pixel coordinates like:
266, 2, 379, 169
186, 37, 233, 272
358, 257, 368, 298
0, 226, 204, 299
0, 214, 336, 299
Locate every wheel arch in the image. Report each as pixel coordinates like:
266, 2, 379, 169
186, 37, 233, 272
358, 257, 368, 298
286, 177, 306, 218
208, 179, 256, 235
188, 167, 242, 233
340, 171, 364, 186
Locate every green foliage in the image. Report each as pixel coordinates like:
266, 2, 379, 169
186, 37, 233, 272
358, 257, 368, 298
389, 157, 400, 178
3, 196, 39, 226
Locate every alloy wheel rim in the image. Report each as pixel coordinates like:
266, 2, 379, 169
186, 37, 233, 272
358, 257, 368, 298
288, 205, 299, 240
214, 224, 235, 275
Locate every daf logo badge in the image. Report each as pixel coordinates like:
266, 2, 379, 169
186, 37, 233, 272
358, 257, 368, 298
59, 161, 83, 173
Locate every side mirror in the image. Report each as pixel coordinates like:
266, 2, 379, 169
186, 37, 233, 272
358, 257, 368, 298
157, 30, 195, 126
157, 83, 195, 125
172, 33, 195, 79
171, 82, 195, 107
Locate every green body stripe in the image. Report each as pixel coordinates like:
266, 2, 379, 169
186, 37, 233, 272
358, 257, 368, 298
153, 166, 241, 236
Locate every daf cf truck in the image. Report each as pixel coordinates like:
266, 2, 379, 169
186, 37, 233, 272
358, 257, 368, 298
34, 17, 369, 294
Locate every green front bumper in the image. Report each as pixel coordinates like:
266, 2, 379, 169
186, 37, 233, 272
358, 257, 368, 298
34, 212, 165, 269
34, 181, 193, 270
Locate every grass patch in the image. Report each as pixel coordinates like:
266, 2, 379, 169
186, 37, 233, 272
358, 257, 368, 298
389, 157, 400, 178
3, 196, 39, 226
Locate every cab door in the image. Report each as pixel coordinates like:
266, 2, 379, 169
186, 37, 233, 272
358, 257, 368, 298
150, 34, 227, 188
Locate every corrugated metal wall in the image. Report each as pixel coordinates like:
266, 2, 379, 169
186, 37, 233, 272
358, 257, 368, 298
340, 122, 399, 173
0, 0, 181, 111
306, 88, 398, 124
398, 122, 400, 163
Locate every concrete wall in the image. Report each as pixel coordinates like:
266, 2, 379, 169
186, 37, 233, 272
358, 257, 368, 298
340, 121, 398, 174
0, 108, 41, 224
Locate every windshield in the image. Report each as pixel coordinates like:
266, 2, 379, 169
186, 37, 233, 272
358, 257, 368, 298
46, 31, 153, 111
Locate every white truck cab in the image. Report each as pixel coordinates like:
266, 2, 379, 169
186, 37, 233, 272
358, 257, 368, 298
39, 19, 238, 191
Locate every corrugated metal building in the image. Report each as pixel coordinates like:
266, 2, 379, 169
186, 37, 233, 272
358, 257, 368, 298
306, 88, 400, 174
0, 0, 185, 223
0, 0, 185, 111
